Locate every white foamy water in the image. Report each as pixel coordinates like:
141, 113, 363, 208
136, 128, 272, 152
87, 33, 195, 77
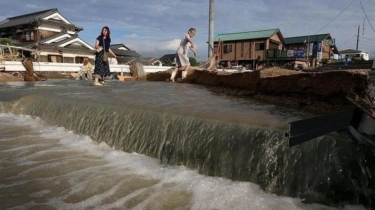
0, 113, 366, 210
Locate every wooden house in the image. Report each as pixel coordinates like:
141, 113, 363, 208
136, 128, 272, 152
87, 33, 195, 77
213, 29, 285, 69
284, 33, 339, 66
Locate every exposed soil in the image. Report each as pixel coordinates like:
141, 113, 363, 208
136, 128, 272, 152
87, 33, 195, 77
259, 68, 302, 78
0, 73, 23, 82
143, 67, 370, 114
0, 72, 74, 82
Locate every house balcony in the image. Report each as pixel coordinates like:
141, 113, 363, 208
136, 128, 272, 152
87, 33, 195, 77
266, 49, 312, 61
266, 49, 288, 58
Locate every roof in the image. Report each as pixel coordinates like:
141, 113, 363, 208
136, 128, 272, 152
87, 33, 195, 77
110, 44, 132, 50
142, 57, 155, 61
214, 29, 281, 42
0, 8, 82, 31
339, 49, 368, 54
41, 31, 68, 43
112, 49, 141, 57
137, 57, 161, 66
159, 54, 175, 61
14, 42, 36, 48
0, 8, 57, 28
117, 57, 139, 64
285, 33, 331, 44
53, 34, 78, 45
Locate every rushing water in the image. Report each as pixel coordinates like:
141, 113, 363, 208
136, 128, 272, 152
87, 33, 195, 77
0, 80, 373, 210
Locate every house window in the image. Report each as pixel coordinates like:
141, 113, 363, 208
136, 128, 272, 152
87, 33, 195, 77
223, 44, 232, 53
75, 57, 89, 64
255, 43, 265, 51
24, 31, 34, 41
48, 55, 63, 63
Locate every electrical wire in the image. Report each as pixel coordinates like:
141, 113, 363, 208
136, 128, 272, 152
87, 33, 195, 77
359, 0, 375, 33
340, 35, 356, 48
315, 0, 356, 34
360, 36, 375, 41
328, 0, 371, 33
359, 41, 375, 46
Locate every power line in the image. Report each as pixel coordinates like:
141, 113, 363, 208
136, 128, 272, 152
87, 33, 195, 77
359, 0, 375, 33
359, 40, 375, 45
341, 35, 356, 48
315, 0, 356, 34
361, 36, 375, 41
359, 40, 375, 44
328, 0, 371, 32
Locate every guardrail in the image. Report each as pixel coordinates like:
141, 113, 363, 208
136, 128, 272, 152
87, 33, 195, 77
1, 61, 172, 73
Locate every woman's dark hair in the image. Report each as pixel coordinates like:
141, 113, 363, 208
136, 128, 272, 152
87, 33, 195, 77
101, 26, 111, 39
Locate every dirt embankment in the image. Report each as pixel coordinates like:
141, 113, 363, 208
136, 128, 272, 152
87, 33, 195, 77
0, 72, 74, 82
143, 68, 370, 113
0, 73, 23, 82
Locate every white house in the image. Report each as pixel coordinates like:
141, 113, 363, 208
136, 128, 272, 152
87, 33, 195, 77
339, 49, 370, 61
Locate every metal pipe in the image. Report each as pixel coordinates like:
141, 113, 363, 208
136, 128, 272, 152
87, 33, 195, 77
208, 0, 214, 58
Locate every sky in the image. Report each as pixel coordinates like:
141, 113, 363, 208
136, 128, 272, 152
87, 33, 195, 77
0, 0, 374, 60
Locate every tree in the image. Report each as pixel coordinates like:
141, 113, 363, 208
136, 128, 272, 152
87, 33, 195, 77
161, 58, 173, 66
0, 38, 13, 45
189, 57, 198, 66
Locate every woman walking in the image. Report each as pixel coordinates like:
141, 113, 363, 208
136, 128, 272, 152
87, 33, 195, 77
94, 26, 117, 85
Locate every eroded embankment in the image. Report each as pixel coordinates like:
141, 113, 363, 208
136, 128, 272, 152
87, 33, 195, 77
142, 69, 369, 112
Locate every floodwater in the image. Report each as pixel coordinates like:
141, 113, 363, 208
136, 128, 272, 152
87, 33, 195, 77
0, 80, 371, 210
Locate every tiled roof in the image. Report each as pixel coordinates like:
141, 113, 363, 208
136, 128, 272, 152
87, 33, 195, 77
112, 49, 141, 57
159, 54, 175, 61
214, 29, 280, 42
37, 44, 95, 53
39, 19, 82, 31
0, 8, 82, 31
285, 34, 330, 44
338, 49, 365, 54
53, 34, 78, 46
0, 8, 57, 28
110, 44, 132, 50
41, 32, 69, 43
14, 42, 36, 48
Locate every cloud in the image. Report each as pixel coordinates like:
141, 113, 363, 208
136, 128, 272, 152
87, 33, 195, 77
25, 4, 38, 9
123, 33, 139, 38
0, 0, 374, 58
150, 4, 170, 13
159, 39, 180, 51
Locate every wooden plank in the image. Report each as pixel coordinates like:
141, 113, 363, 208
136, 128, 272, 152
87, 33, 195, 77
117, 75, 134, 81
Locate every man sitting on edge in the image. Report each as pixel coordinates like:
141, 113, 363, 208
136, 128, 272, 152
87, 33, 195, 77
76, 58, 93, 80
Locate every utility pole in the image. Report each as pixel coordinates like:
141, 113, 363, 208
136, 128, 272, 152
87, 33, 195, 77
307, 17, 313, 66
208, 0, 214, 58
356, 25, 360, 50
